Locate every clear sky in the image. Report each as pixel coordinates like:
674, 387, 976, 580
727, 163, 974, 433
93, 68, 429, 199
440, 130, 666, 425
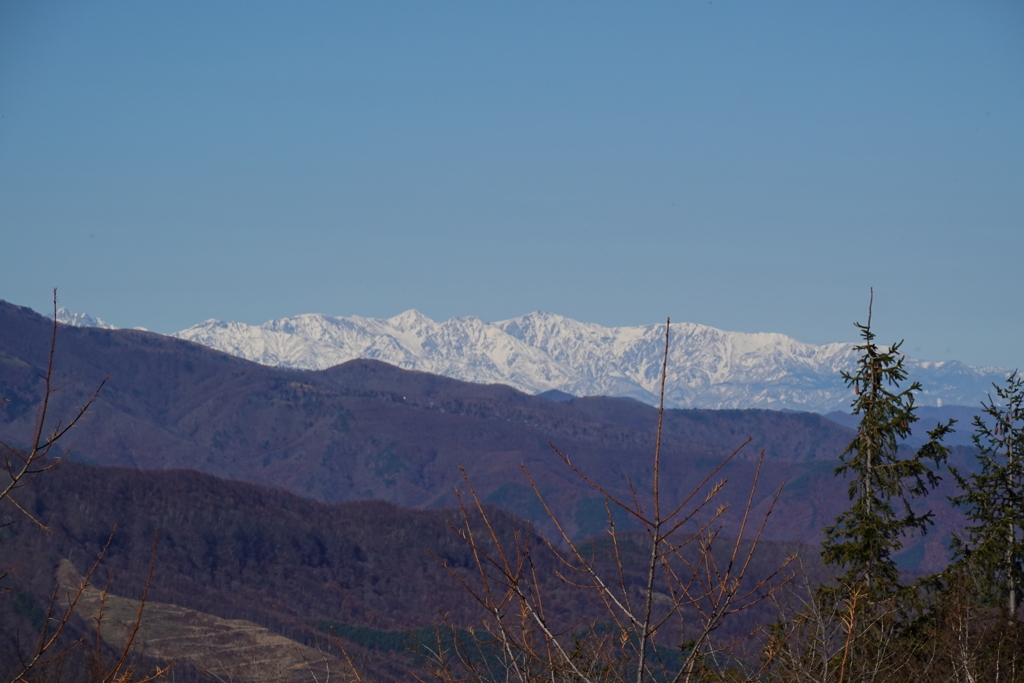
1, 1, 1021, 369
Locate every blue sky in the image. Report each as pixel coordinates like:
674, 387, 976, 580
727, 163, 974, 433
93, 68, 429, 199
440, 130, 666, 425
1, 1, 1021, 369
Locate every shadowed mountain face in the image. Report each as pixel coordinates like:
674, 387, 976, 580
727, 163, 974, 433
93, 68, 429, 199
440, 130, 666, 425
0, 299, 969, 568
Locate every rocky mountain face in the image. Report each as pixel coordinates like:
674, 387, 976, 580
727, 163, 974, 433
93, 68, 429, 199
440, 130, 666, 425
54, 306, 116, 329
164, 310, 1009, 412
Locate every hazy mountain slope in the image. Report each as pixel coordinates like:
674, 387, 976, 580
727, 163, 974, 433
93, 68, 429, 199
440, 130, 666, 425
826, 404, 983, 447
165, 310, 1009, 412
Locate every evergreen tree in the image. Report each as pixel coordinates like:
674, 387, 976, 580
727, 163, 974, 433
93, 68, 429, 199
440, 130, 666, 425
950, 371, 1024, 619
822, 303, 953, 597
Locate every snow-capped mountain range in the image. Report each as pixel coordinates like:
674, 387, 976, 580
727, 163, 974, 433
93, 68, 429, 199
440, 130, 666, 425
54, 307, 116, 330
56, 307, 1011, 412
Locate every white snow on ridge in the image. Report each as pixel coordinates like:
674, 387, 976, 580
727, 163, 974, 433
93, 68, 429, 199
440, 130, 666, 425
53, 307, 116, 330
51, 305, 1011, 412
166, 310, 1012, 413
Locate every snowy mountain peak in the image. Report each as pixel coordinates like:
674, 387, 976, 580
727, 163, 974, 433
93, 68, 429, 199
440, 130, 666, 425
387, 309, 434, 328
53, 307, 116, 330
42, 304, 1014, 412
170, 310, 1012, 413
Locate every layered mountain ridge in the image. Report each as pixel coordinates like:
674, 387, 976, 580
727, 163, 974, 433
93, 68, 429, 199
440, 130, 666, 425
57, 307, 1011, 412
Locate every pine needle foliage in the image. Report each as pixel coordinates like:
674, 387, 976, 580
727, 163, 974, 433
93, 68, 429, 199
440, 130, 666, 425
950, 370, 1024, 619
821, 303, 953, 597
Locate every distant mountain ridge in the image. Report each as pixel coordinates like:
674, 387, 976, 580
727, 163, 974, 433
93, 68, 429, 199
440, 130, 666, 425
54, 307, 115, 329
59, 306, 1011, 412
